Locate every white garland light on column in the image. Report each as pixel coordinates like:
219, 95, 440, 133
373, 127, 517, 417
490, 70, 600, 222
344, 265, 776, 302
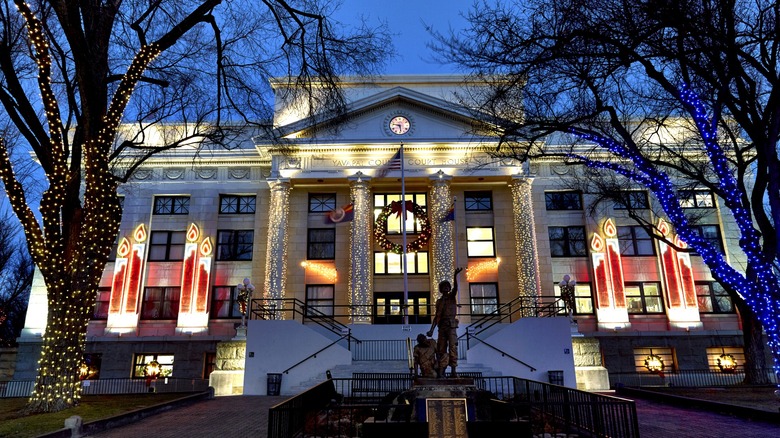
264, 178, 291, 319
510, 174, 542, 314
429, 171, 455, 296
348, 172, 372, 323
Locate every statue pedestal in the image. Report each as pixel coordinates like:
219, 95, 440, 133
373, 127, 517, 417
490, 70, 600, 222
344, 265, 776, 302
209, 340, 247, 396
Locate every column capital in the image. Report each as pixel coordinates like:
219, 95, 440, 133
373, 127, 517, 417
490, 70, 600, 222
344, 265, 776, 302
266, 177, 291, 189
429, 170, 453, 184
348, 171, 371, 184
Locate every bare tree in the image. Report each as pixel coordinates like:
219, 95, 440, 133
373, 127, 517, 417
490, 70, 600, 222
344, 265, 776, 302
0, 212, 33, 347
0, 0, 387, 412
434, 0, 780, 384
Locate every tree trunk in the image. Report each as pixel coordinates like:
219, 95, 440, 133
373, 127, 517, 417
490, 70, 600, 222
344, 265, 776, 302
24, 282, 91, 413
736, 301, 771, 385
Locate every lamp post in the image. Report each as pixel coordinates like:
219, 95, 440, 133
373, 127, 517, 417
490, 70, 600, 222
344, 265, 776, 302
237, 277, 255, 328
559, 275, 576, 321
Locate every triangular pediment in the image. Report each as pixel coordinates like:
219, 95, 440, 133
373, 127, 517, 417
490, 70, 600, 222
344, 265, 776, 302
272, 86, 497, 144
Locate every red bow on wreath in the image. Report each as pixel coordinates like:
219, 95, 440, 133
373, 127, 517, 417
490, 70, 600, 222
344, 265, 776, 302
389, 200, 414, 219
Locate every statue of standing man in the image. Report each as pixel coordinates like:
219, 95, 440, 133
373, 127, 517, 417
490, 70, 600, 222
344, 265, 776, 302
427, 267, 463, 378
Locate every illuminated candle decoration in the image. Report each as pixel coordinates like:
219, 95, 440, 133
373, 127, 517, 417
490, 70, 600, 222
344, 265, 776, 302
657, 219, 701, 328
603, 219, 627, 309
106, 224, 148, 333
179, 223, 200, 314
195, 237, 213, 313
590, 220, 629, 329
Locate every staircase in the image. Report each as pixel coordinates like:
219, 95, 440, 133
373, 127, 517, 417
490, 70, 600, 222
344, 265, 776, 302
289, 359, 502, 394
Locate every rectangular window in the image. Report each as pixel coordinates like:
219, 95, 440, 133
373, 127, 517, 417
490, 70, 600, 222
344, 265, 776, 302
309, 193, 337, 213
464, 191, 493, 211
625, 282, 664, 314
92, 287, 111, 320
148, 231, 186, 261
617, 226, 656, 256
374, 193, 427, 234
133, 354, 174, 378
141, 287, 180, 320
680, 190, 715, 208
210, 286, 241, 319
548, 226, 587, 257
696, 282, 734, 313
554, 282, 595, 314
307, 229, 336, 260
633, 347, 675, 374
706, 347, 744, 372
467, 227, 495, 257
614, 191, 649, 210
153, 196, 190, 215
469, 283, 498, 315
689, 225, 724, 254
216, 230, 254, 261
374, 251, 429, 274
219, 195, 256, 214
306, 285, 335, 317
545, 191, 582, 210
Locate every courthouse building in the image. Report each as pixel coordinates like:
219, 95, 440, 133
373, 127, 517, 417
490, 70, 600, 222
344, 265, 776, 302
14, 75, 750, 391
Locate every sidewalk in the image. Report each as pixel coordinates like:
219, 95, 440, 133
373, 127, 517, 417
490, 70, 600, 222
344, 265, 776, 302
83, 392, 780, 437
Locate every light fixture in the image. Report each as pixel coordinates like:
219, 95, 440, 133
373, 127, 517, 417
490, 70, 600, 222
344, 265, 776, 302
144, 360, 161, 379
79, 362, 90, 380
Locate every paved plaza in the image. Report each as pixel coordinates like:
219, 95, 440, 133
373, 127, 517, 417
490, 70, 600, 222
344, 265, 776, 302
83, 393, 780, 438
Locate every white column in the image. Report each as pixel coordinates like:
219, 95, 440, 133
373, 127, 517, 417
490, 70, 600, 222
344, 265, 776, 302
510, 175, 542, 311
429, 171, 455, 295
348, 172, 372, 323
264, 178, 291, 319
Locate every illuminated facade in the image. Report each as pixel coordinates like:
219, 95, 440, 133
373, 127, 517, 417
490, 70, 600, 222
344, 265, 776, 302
14, 76, 756, 384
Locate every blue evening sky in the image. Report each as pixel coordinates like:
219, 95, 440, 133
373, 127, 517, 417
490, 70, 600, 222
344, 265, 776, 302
334, 0, 471, 74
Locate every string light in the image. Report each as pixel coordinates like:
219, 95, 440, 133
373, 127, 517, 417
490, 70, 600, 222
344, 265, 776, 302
466, 258, 501, 282
348, 176, 372, 323
264, 179, 291, 319
428, 176, 454, 296
510, 176, 541, 313
301, 261, 338, 283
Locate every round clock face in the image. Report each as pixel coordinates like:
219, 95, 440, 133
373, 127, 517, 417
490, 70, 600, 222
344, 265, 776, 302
389, 116, 411, 135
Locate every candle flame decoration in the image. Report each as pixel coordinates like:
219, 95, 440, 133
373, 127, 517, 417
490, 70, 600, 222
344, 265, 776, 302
134, 224, 147, 242
603, 218, 617, 237
117, 238, 131, 257
187, 223, 200, 242
301, 261, 338, 283
591, 233, 605, 252
644, 354, 665, 373
200, 237, 213, 256
674, 235, 688, 249
657, 218, 670, 236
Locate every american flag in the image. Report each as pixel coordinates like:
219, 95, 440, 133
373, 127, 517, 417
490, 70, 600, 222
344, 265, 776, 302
376, 148, 402, 177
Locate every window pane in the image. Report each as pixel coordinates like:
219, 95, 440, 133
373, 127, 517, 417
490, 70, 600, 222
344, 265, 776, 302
387, 253, 402, 274
467, 228, 493, 240
310, 194, 336, 212
416, 253, 429, 273
645, 297, 663, 313
468, 241, 495, 257
374, 253, 386, 273
465, 191, 492, 211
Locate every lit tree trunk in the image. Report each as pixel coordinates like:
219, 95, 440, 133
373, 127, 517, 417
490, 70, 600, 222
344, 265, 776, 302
737, 301, 770, 385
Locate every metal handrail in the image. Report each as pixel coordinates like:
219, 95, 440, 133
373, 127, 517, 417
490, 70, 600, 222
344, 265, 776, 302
281, 334, 353, 375
467, 333, 537, 372
461, 295, 568, 341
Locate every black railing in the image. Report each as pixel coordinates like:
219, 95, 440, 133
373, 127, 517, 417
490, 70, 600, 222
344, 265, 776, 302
352, 338, 468, 361
268, 376, 640, 438
251, 294, 569, 329
0, 378, 209, 398
609, 368, 779, 388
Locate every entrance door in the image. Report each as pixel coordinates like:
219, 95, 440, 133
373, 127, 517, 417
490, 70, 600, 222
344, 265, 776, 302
374, 292, 431, 324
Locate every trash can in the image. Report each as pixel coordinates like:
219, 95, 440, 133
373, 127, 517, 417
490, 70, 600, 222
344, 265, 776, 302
267, 373, 282, 396
548, 370, 564, 386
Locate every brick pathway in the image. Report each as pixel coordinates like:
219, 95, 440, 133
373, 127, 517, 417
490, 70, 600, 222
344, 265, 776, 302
85, 394, 780, 437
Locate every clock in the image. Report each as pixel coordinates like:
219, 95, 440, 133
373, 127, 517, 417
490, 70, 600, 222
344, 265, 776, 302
389, 116, 411, 135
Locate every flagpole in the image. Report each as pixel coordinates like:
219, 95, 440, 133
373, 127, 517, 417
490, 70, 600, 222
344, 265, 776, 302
400, 142, 409, 325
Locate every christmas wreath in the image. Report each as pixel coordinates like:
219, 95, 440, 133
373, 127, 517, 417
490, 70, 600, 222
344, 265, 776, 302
374, 200, 431, 254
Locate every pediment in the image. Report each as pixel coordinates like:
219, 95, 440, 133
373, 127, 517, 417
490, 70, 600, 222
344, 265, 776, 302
273, 86, 497, 143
